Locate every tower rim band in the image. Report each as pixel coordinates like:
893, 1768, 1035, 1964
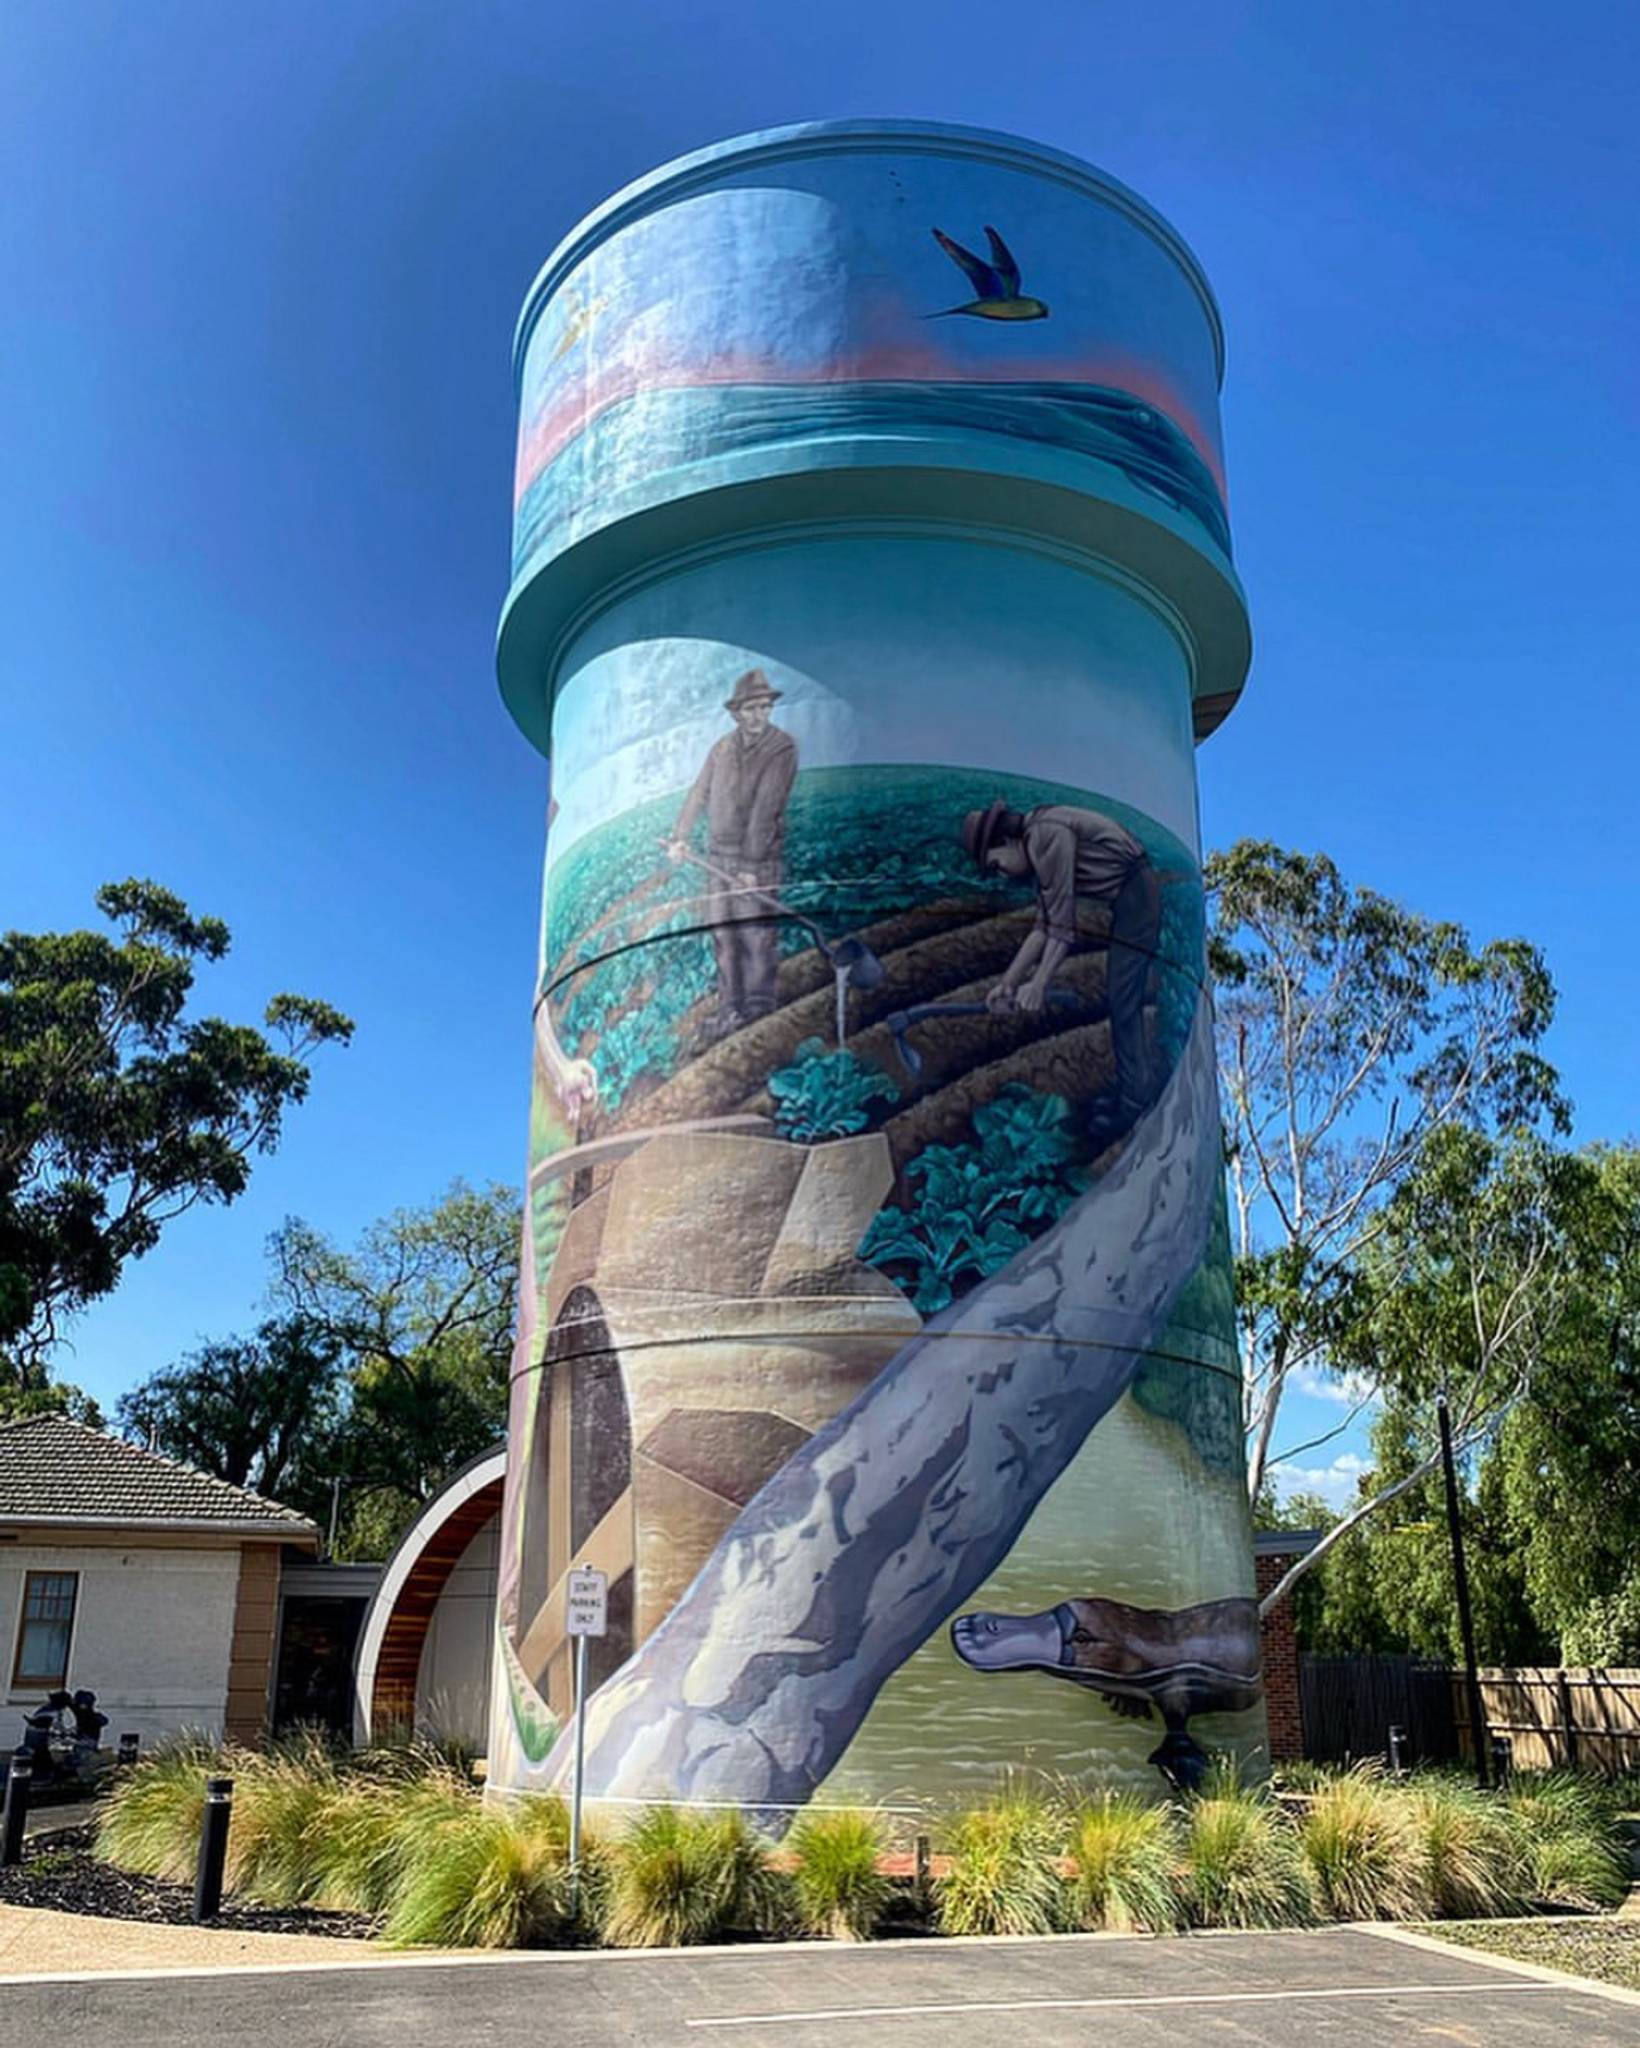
510, 118, 1226, 393
496, 458, 1251, 757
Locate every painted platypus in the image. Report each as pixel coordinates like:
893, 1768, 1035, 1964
950, 1595, 1263, 1794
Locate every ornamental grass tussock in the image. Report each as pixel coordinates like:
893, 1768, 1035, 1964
1297, 1767, 1431, 1922
1181, 1774, 1314, 1930
1409, 1777, 1524, 1919
935, 1778, 1068, 1938
94, 1736, 220, 1883
1502, 1773, 1630, 1911
786, 1807, 893, 1941
383, 1793, 581, 1949
311, 1764, 502, 1923
601, 1805, 786, 1949
1065, 1792, 1181, 1933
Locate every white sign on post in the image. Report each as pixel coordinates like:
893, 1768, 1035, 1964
565, 1563, 607, 1896
566, 1566, 608, 1638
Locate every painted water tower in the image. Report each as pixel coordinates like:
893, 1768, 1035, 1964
489, 120, 1259, 1818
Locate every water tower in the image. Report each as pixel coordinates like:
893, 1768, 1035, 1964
489, 121, 1259, 1818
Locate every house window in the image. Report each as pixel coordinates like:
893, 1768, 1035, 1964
12, 1571, 79, 1689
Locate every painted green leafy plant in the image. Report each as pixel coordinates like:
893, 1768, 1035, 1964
861, 1085, 1087, 1314
769, 1038, 901, 1142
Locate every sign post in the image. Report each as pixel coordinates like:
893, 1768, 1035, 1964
565, 1564, 608, 1899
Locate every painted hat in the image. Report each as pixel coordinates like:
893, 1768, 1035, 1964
959, 800, 1010, 872
724, 666, 782, 711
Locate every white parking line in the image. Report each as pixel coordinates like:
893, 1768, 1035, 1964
685, 1980, 1564, 2028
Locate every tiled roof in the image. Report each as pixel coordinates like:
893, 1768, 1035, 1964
0, 1414, 318, 1534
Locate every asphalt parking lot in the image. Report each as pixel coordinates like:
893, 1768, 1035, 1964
2, 1924, 1634, 2047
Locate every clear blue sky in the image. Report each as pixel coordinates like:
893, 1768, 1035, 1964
5, 1, 1636, 1500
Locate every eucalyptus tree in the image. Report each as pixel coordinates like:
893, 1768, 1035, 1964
1257, 1125, 1586, 1613
1206, 842, 1562, 1605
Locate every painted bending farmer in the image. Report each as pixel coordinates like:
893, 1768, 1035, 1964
962, 800, 1163, 1126
667, 668, 798, 1030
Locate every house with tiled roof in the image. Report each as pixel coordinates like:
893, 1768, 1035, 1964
0, 1414, 321, 1747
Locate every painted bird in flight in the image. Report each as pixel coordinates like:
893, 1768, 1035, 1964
926, 225, 1049, 321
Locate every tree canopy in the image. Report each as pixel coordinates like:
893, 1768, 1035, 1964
1270, 1142, 1640, 1661
1, 879, 352, 1409
115, 1315, 347, 1504
118, 1181, 521, 1557
1207, 841, 1565, 1606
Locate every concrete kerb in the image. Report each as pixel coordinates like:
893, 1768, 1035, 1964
0, 1922, 1165, 1987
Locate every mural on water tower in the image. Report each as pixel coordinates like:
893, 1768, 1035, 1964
491, 123, 1261, 1819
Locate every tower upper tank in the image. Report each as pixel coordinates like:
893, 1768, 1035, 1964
492, 121, 1259, 1819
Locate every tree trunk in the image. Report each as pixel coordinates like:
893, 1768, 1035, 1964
536, 999, 1224, 1819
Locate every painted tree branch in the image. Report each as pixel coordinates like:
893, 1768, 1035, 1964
534, 998, 1223, 1816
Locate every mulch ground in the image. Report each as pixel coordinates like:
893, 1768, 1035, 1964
0, 1826, 377, 1940
1422, 1917, 1640, 1991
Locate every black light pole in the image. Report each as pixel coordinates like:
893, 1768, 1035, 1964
1438, 1391, 1490, 1790
193, 1775, 234, 1922
1, 1750, 31, 1868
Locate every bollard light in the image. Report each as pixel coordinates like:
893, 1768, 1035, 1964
1387, 1724, 1407, 1776
192, 1775, 234, 1922
117, 1732, 141, 1771
1, 1750, 33, 1869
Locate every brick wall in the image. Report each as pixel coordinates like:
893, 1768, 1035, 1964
1257, 1550, 1305, 1761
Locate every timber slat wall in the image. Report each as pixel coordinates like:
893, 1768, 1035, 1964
370, 1480, 505, 1734
1454, 1667, 1640, 1773
1299, 1653, 1458, 1766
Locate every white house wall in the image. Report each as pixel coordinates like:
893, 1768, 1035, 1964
0, 1540, 240, 1745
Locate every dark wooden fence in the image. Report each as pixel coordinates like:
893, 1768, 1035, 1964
1301, 1655, 1640, 1774
1299, 1654, 1460, 1767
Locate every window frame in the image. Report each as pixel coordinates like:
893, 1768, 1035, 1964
10, 1569, 80, 1691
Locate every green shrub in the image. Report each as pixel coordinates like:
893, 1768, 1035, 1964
936, 1781, 1066, 1937
1183, 1782, 1313, 1929
786, 1808, 892, 1941
1298, 1770, 1429, 1922
96, 1737, 231, 1882
383, 1795, 578, 1948
1410, 1779, 1523, 1918
1065, 1793, 1180, 1933
601, 1807, 784, 1949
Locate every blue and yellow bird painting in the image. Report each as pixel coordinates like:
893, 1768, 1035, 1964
926, 225, 1049, 321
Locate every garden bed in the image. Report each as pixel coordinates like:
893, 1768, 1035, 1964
0, 1824, 376, 1940
75, 1740, 1640, 1954
1421, 1916, 1640, 1991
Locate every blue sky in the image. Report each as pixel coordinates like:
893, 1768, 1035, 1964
4, 1, 1636, 1504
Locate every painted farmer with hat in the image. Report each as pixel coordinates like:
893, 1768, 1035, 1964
667, 668, 798, 1030
961, 798, 1163, 1128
